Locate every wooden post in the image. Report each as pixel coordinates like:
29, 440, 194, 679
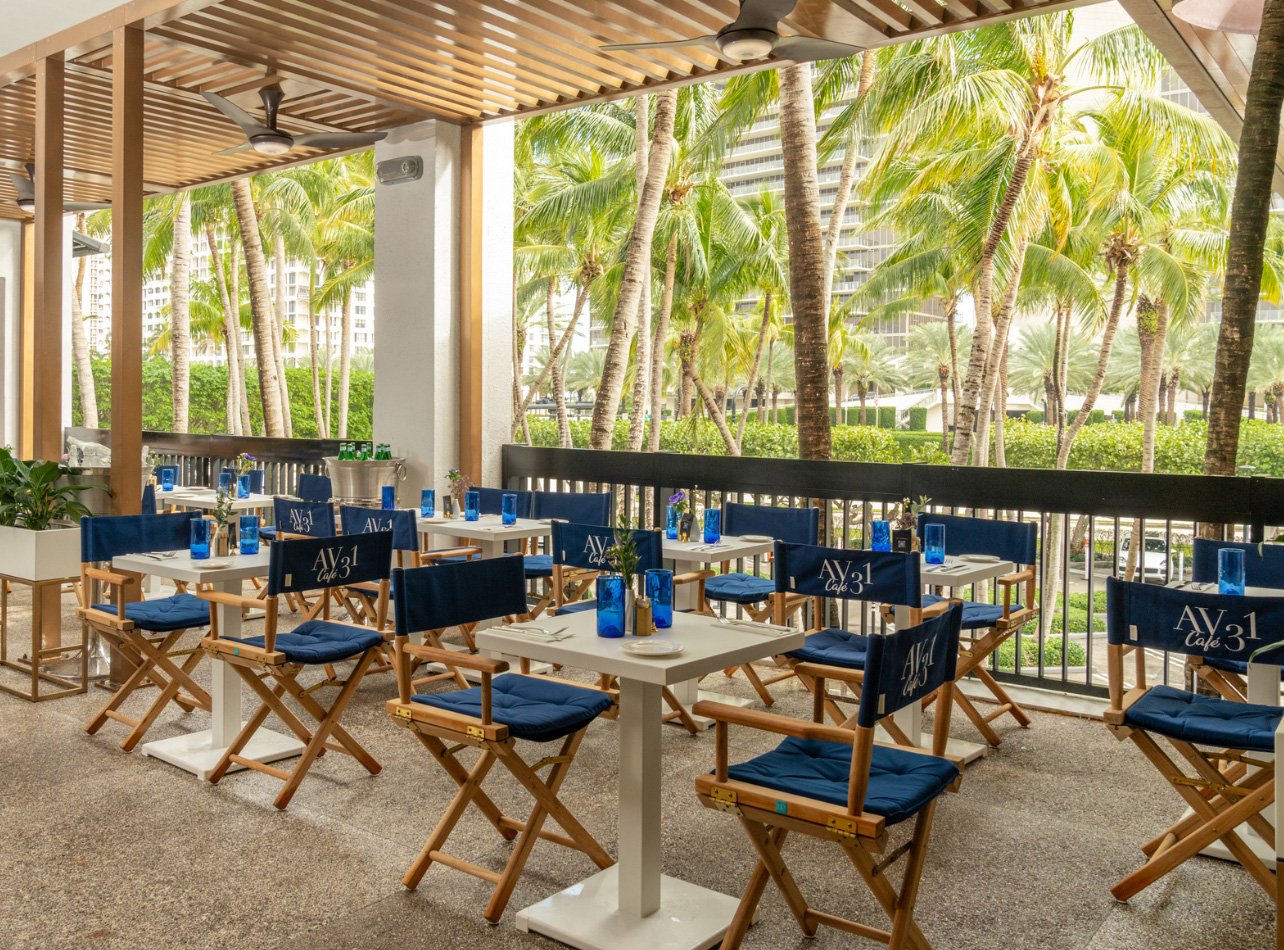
459, 123, 483, 481
33, 53, 63, 463
19, 221, 34, 458
110, 25, 143, 515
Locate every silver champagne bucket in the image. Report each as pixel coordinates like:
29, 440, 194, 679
59, 466, 150, 516
324, 457, 407, 505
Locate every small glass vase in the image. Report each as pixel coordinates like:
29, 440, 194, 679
596, 573, 626, 638
236, 474, 251, 499
666, 505, 680, 540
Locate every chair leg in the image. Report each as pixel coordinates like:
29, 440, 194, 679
404, 749, 499, 889
120, 639, 208, 751
662, 686, 701, 735
971, 665, 1032, 727
415, 733, 516, 841
888, 802, 938, 950
951, 689, 1003, 748
738, 663, 777, 706
739, 820, 815, 936
840, 839, 932, 950
721, 846, 774, 949
84, 636, 152, 736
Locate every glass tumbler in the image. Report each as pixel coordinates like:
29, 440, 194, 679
502, 492, 518, 526
239, 515, 260, 555
924, 523, 946, 566
596, 574, 626, 638
645, 569, 673, 629
190, 518, 211, 560
1219, 547, 1246, 596
871, 520, 891, 552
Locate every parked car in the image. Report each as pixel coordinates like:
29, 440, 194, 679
1117, 534, 1170, 581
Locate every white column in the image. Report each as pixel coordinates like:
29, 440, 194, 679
0, 220, 21, 448
62, 215, 73, 436
478, 120, 514, 487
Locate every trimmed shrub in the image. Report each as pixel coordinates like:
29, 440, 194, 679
908, 406, 928, 431
1024, 410, 1044, 425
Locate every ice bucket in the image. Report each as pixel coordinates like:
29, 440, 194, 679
324, 457, 406, 505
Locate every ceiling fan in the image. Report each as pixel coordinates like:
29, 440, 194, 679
9, 164, 111, 215
204, 84, 388, 157
602, 0, 861, 63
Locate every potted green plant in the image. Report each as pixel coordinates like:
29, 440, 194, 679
445, 468, 472, 519
0, 449, 98, 581
890, 495, 930, 554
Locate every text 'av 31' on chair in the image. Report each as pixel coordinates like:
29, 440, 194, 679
773, 541, 934, 741
1186, 538, 1284, 702
550, 521, 702, 733
386, 555, 616, 923
522, 490, 613, 620
339, 505, 421, 632
695, 603, 965, 949
198, 531, 393, 810
912, 513, 1037, 747
1103, 577, 1284, 903
257, 497, 338, 614
701, 502, 819, 706
79, 511, 213, 751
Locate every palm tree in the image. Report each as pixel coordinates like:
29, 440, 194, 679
1007, 322, 1095, 411
73, 211, 106, 427
1249, 326, 1284, 423
843, 333, 905, 425
906, 320, 972, 451
141, 191, 194, 431
230, 176, 286, 436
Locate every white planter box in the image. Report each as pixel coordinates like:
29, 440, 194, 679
0, 524, 82, 582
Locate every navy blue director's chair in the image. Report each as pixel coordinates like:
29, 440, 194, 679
199, 531, 392, 809
1104, 577, 1284, 903
911, 513, 1038, 746
694, 603, 965, 949
522, 490, 613, 617
386, 556, 615, 922
1188, 539, 1284, 702
338, 505, 421, 632
79, 511, 212, 751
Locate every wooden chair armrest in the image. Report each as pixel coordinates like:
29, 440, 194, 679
84, 565, 137, 588
674, 569, 714, 584
196, 590, 264, 611
403, 644, 509, 674
791, 661, 867, 686
419, 546, 483, 563
691, 700, 855, 744
996, 568, 1035, 586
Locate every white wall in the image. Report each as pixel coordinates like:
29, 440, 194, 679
479, 120, 515, 486
0, 220, 21, 448
0, 0, 124, 58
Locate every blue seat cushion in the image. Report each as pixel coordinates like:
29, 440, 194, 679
92, 593, 209, 632
726, 737, 958, 826
228, 619, 384, 665
705, 573, 775, 605
555, 599, 596, 615
524, 554, 553, 578
1124, 684, 1284, 753
413, 673, 612, 742
787, 628, 870, 669
922, 593, 1023, 630
1203, 656, 1284, 680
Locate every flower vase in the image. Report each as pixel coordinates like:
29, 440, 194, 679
215, 527, 231, 558
678, 512, 694, 542
624, 588, 635, 636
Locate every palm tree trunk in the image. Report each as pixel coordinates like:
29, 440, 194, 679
271, 231, 293, 437
337, 285, 353, 438
1206, 0, 1284, 475
308, 264, 324, 432
1057, 260, 1130, 469
231, 177, 285, 437
944, 296, 961, 433
974, 237, 1027, 466
823, 51, 876, 308
627, 94, 652, 452
549, 278, 572, 447
228, 242, 252, 436
779, 63, 831, 461
938, 372, 949, 454
589, 88, 676, 450
833, 367, 845, 424
70, 216, 99, 428
736, 291, 773, 449
858, 388, 868, 427
647, 234, 677, 452
994, 343, 1009, 468
169, 193, 192, 432
517, 283, 585, 420
1167, 368, 1180, 425
691, 372, 740, 455
206, 225, 241, 436
1137, 297, 1169, 474
324, 306, 334, 437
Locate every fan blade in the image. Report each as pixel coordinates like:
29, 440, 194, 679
294, 131, 388, 150
733, 0, 798, 29
9, 171, 33, 201
65, 201, 112, 212
202, 91, 272, 138
772, 35, 863, 62
215, 142, 256, 156
602, 35, 718, 52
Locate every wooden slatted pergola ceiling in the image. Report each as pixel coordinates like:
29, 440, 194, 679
0, 0, 1104, 220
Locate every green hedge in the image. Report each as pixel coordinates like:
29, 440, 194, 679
73, 357, 373, 439
1024, 410, 1045, 424
908, 406, 928, 431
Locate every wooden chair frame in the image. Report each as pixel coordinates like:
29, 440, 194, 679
79, 563, 211, 750
1104, 639, 1277, 902
693, 674, 961, 949
1186, 656, 1254, 703
386, 641, 615, 922
198, 578, 389, 810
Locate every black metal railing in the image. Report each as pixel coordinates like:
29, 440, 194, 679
503, 444, 1284, 698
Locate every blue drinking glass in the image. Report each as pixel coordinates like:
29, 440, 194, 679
645, 569, 673, 629
160, 468, 174, 492
219, 471, 233, 493
1219, 547, 1246, 596
239, 515, 260, 555
703, 508, 722, 545
596, 574, 626, 638
464, 489, 480, 522
190, 518, 211, 560
381, 485, 396, 510
924, 523, 946, 565
666, 505, 680, 541
501, 492, 518, 526
871, 520, 891, 552
420, 489, 436, 519
237, 474, 251, 499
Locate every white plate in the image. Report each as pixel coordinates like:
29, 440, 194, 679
959, 554, 1001, 563
740, 534, 774, 543
621, 639, 684, 657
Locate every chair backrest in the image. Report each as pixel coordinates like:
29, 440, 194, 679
551, 521, 663, 574
723, 502, 819, 545
296, 472, 333, 503
474, 486, 532, 518
272, 497, 336, 538
530, 490, 613, 526
81, 510, 202, 563
856, 604, 963, 728
267, 531, 393, 596
141, 483, 158, 516
773, 541, 922, 608
392, 556, 528, 635
915, 513, 1037, 566
340, 505, 418, 552
1105, 576, 1284, 667
222, 467, 264, 494
1192, 539, 1284, 589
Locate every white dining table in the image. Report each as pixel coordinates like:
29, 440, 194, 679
112, 549, 302, 780
417, 513, 551, 559
162, 487, 274, 513
478, 611, 804, 950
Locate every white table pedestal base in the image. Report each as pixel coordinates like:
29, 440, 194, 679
142, 726, 302, 781
515, 866, 742, 950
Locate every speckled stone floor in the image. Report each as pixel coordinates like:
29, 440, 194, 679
0, 586, 1276, 950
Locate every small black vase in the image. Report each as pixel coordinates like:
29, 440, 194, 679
891, 528, 914, 554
